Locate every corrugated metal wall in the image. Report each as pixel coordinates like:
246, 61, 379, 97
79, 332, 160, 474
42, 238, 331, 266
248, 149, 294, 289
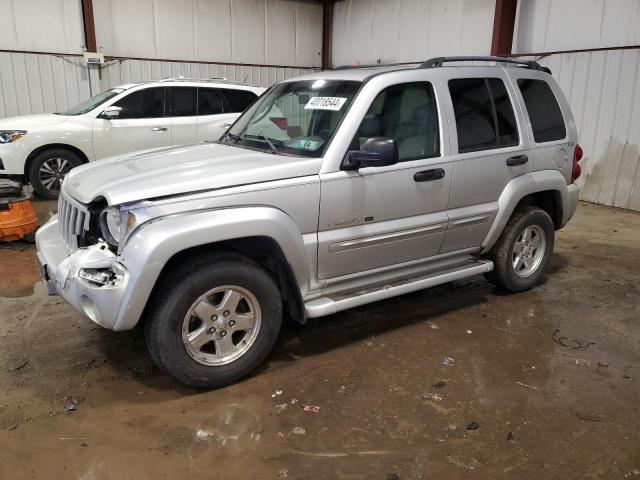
531, 49, 640, 211
93, 0, 322, 67
0, 51, 318, 118
331, 0, 495, 66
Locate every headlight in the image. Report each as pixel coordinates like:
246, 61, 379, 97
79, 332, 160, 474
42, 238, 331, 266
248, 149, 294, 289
99, 207, 122, 247
99, 206, 137, 248
0, 130, 27, 143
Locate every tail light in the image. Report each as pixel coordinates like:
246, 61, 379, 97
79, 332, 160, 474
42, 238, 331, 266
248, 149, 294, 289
270, 117, 288, 130
572, 144, 583, 183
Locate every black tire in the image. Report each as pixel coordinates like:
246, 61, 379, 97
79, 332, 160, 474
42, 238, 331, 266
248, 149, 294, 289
28, 148, 84, 199
484, 206, 554, 292
144, 252, 282, 389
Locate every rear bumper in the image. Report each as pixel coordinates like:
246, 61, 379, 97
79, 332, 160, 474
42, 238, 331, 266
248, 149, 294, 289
35, 216, 129, 329
560, 183, 581, 228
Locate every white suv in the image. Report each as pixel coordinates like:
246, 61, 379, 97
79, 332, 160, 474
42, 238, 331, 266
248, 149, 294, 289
0, 79, 264, 198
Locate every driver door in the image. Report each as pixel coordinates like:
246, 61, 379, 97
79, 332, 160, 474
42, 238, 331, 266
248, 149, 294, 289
92, 86, 172, 159
317, 81, 451, 279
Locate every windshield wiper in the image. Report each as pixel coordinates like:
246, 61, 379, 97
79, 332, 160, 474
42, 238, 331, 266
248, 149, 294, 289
244, 134, 280, 155
221, 132, 241, 144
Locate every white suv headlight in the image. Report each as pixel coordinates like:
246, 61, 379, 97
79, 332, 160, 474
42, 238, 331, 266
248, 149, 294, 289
0, 130, 27, 143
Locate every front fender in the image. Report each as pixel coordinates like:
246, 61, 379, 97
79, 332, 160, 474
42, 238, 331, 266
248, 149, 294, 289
481, 170, 577, 253
113, 206, 311, 330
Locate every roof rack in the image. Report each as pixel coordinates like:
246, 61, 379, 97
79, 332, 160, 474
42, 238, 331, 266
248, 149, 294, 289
420, 56, 551, 73
331, 62, 416, 71
158, 76, 229, 83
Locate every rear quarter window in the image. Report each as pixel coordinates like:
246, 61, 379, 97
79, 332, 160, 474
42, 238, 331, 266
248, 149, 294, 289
221, 89, 257, 113
517, 79, 566, 143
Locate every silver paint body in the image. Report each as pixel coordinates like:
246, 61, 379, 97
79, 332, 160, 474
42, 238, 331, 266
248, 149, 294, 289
36, 65, 581, 331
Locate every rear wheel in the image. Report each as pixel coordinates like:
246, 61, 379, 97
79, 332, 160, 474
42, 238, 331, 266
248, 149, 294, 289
484, 206, 554, 292
28, 148, 84, 199
144, 253, 282, 388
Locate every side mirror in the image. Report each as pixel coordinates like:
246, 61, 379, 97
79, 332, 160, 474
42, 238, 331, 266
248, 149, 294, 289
100, 106, 121, 119
343, 137, 398, 170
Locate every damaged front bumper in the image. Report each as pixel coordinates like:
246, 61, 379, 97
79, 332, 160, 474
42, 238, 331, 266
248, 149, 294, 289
35, 216, 129, 329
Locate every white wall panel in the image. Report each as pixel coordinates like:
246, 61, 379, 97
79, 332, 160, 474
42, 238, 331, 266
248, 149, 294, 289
0, 51, 317, 120
0, 0, 84, 54
515, 0, 640, 53
93, 0, 322, 67
528, 49, 640, 211
331, 0, 495, 67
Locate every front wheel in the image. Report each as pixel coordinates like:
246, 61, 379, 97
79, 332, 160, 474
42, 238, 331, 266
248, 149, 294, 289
28, 148, 84, 199
484, 206, 555, 292
144, 253, 282, 388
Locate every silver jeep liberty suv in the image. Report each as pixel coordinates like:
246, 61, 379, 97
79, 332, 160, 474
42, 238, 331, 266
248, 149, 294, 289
36, 56, 582, 388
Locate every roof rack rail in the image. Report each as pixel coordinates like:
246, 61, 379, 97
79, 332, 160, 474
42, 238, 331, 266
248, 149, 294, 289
158, 76, 229, 83
420, 56, 551, 73
331, 62, 417, 71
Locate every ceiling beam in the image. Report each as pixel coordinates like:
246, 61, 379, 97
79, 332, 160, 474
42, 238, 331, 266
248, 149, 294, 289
81, 0, 97, 52
491, 0, 518, 56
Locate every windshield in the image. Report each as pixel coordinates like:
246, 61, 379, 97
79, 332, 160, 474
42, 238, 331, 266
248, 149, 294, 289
222, 80, 361, 157
61, 88, 125, 116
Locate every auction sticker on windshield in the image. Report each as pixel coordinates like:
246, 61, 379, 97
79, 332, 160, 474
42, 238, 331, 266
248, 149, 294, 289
305, 97, 347, 111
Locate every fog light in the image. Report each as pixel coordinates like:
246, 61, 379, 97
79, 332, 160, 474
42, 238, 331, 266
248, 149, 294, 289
78, 268, 112, 286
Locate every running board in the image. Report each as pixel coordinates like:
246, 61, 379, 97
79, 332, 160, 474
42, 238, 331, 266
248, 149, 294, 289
305, 260, 493, 318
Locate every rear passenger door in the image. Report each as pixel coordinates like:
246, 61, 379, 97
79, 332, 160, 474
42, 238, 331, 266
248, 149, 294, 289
440, 72, 529, 253
167, 86, 198, 146
196, 88, 257, 141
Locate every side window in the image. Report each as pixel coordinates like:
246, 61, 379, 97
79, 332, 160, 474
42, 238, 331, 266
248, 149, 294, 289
355, 82, 440, 161
113, 87, 165, 119
197, 88, 225, 116
221, 89, 257, 113
168, 87, 197, 117
448, 78, 519, 153
517, 79, 566, 143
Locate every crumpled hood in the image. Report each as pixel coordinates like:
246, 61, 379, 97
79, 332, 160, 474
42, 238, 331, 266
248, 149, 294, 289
0, 113, 69, 129
64, 142, 321, 205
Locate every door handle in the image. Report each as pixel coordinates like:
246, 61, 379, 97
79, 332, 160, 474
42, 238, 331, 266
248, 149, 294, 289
151, 127, 168, 132
414, 168, 445, 182
219, 122, 233, 128
506, 154, 528, 166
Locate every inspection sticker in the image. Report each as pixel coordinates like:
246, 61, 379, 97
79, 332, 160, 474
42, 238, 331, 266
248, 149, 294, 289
305, 97, 347, 111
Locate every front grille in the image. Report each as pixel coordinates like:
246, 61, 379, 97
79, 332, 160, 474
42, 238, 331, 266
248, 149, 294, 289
57, 192, 89, 252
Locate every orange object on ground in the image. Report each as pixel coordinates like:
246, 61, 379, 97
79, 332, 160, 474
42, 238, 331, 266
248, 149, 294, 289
0, 198, 38, 242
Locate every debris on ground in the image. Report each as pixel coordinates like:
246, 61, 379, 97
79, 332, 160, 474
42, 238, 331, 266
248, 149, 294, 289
6, 424, 17, 431
574, 358, 592, 367
275, 403, 288, 413
507, 431, 514, 441
481, 312, 499, 320
448, 454, 479, 470
466, 330, 472, 334
576, 412, 604, 422
275, 431, 284, 438
63, 395, 84, 413
466, 421, 480, 430
290, 398, 299, 405
337, 385, 347, 394
80, 442, 88, 447
448, 424, 457, 431
553, 329, 595, 350
433, 381, 446, 389
515, 381, 538, 390
443, 356, 455, 367
428, 322, 439, 329
278, 469, 288, 478
303, 405, 320, 413
597, 362, 609, 368
6, 358, 28, 371
271, 389, 283, 398
291, 426, 306, 435
388, 474, 400, 480
422, 392, 442, 401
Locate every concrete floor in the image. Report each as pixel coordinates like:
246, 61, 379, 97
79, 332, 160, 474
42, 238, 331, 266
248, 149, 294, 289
0, 200, 639, 479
